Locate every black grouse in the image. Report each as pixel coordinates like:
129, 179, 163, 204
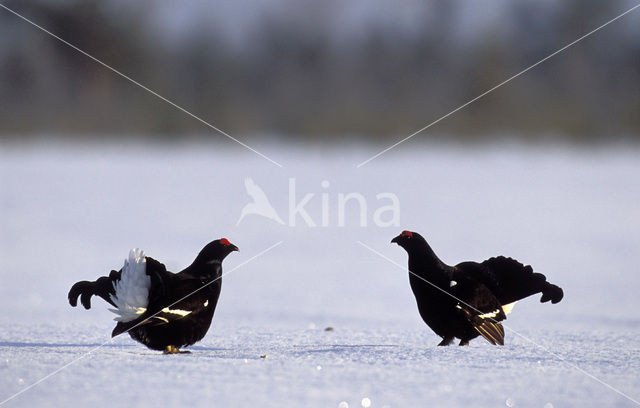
391, 230, 563, 346
68, 239, 238, 353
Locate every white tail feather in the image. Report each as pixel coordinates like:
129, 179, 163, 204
109, 249, 150, 322
478, 302, 517, 320
501, 301, 516, 315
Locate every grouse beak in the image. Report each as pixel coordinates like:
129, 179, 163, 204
391, 235, 401, 245
230, 244, 239, 252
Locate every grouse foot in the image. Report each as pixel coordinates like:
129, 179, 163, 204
164, 345, 180, 354
437, 337, 455, 346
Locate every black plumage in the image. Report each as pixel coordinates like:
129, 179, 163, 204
391, 230, 563, 346
68, 239, 238, 353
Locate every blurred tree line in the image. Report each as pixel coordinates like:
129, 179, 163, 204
0, 0, 638, 141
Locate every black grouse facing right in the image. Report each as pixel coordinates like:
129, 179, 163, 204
68, 238, 238, 354
392, 230, 563, 346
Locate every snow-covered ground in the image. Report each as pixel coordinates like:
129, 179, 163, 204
1, 140, 639, 407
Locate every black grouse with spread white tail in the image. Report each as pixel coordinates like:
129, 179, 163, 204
391, 230, 563, 346
68, 239, 238, 353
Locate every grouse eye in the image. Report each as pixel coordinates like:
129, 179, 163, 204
220, 238, 231, 246
401, 230, 413, 238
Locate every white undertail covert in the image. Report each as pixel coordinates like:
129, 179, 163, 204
109, 249, 151, 322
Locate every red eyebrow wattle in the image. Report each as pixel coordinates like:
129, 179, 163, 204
220, 238, 231, 246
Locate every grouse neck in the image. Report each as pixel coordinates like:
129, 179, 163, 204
183, 256, 225, 280
408, 242, 449, 274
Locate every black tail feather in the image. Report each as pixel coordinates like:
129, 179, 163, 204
541, 283, 564, 304
68, 281, 96, 309
68, 270, 121, 309
480, 257, 563, 305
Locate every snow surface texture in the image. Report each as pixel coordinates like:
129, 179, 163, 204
1, 141, 639, 407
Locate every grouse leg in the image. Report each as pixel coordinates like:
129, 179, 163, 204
164, 345, 180, 354
163, 345, 191, 354
437, 336, 455, 346
458, 340, 470, 346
